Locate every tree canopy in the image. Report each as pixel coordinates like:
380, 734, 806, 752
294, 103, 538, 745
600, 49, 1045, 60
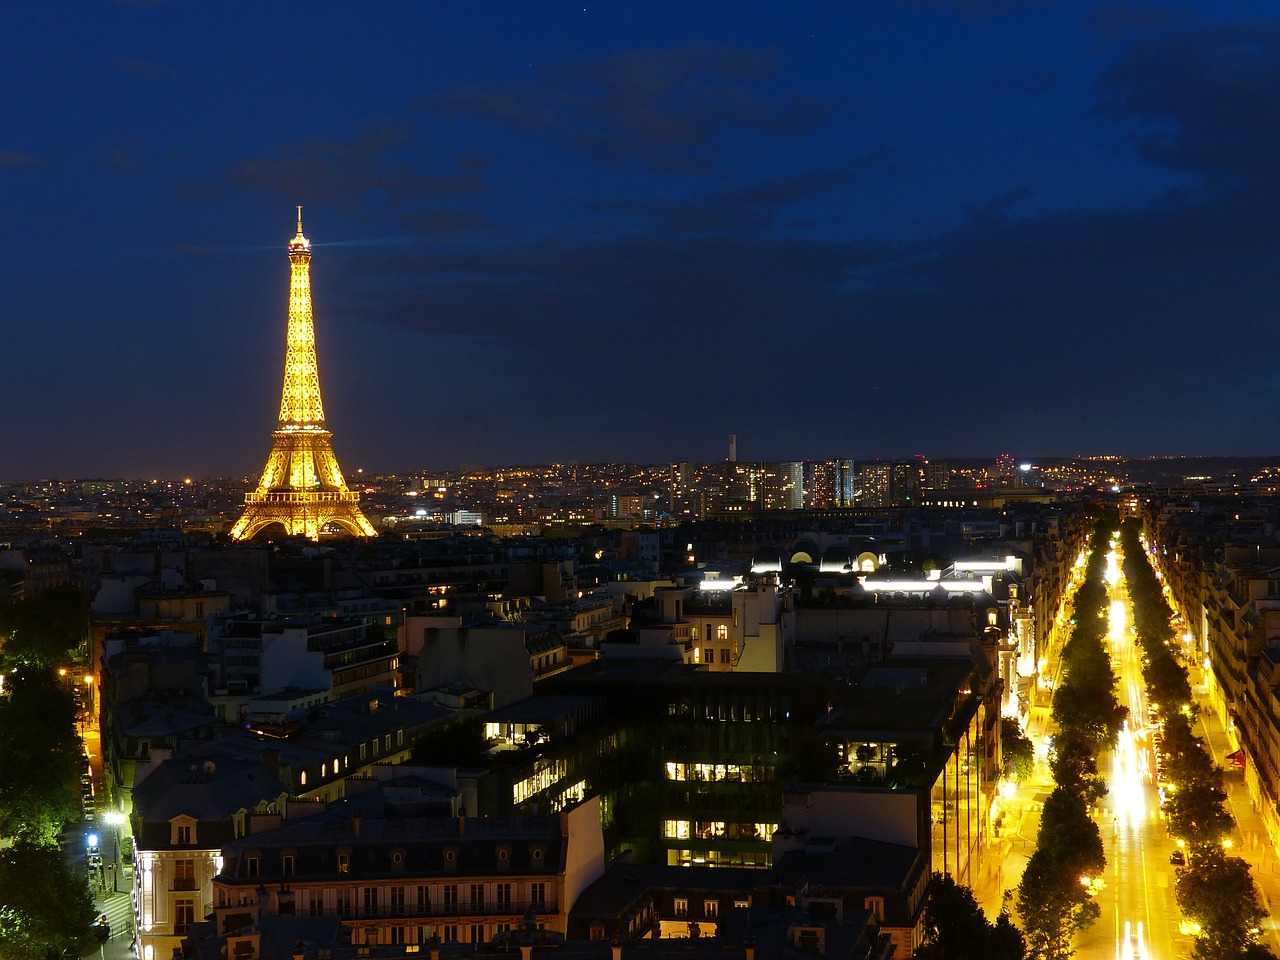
0, 669, 85, 843
0, 584, 89, 669
914, 874, 1024, 960
0, 840, 97, 960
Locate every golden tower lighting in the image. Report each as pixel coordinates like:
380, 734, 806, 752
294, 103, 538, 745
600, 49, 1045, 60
230, 208, 377, 541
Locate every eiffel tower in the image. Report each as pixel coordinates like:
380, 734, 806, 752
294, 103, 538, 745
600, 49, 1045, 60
230, 209, 377, 541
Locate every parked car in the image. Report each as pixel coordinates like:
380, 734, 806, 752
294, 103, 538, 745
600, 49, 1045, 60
1170, 849, 1185, 865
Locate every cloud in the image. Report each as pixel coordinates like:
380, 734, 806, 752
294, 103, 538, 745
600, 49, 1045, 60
1097, 21, 1280, 181
1086, 4, 1186, 43
425, 45, 837, 173
897, 0, 1036, 18
0, 150, 38, 168
225, 120, 484, 217
112, 56, 174, 81
106, 149, 143, 174
603, 168, 861, 235
991, 69, 1058, 96
396, 209, 491, 236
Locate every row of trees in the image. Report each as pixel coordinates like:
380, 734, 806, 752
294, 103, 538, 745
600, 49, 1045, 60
912, 518, 1119, 960
0, 587, 99, 960
1017, 516, 1122, 960
1119, 522, 1272, 960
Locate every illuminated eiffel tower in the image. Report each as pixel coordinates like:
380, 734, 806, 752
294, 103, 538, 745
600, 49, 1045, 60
230, 209, 377, 541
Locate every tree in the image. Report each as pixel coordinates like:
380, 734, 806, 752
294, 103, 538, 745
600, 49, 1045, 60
913, 874, 1025, 960
0, 584, 90, 669
1034, 786, 1105, 880
1017, 848, 1101, 960
410, 717, 493, 767
0, 841, 97, 960
1176, 847, 1267, 960
0, 670, 83, 843
1048, 729, 1107, 804
1000, 718, 1035, 782
887, 739, 931, 788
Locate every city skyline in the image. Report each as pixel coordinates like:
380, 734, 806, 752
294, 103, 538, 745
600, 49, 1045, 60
4, 2, 1280, 481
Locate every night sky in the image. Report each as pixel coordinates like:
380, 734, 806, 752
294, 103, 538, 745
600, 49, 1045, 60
4, 2, 1280, 481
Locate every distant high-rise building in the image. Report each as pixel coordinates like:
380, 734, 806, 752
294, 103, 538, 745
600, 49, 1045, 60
724, 461, 804, 510
856, 461, 917, 508
231, 210, 376, 541
807, 459, 857, 507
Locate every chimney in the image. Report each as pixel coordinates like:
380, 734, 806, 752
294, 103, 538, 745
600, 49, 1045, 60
611, 935, 623, 960
520, 948, 533, 960
729, 434, 737, 463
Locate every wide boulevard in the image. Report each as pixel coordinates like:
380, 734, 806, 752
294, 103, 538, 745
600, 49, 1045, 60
1073, 544, 1191, 960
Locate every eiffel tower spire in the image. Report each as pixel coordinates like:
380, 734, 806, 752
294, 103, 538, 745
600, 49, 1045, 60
230, 210, 377, 541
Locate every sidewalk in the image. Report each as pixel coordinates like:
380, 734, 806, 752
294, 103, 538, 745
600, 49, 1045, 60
83, 888, 135, 960
1191, 683, 1280, 954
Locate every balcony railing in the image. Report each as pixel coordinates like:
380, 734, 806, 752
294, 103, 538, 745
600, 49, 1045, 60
327, 900, 552, 921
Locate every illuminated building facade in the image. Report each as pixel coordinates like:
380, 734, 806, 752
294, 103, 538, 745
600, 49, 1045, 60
231, 210, 376, 541
857, 461, 917, 508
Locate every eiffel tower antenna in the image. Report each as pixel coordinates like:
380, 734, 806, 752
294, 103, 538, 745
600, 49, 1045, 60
230, 210, 377, 541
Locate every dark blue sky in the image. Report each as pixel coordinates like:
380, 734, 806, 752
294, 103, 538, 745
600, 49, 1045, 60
4, 1, 1280, 480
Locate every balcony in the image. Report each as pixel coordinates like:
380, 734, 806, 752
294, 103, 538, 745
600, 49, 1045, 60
322, 900, 553, 922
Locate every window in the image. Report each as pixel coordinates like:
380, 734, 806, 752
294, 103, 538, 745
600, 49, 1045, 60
281, 855, 295, 877
195, 602, 204, 617
495, 883, 512, 910
470, 884, 484, 910
300, 771, 308, 786
337, 851, 350, 874
720, 648, 730, 664
705, 899, 718, 919
309, 891, 325, 917
442, 926, 458, 944
865, 897, 884, 923
174, 859, 196, 890
174, 900, 195, 936
390, 886, 406, 916
176, 824, 193, 845
443, 884, 459, 913
529, 883, 545, 909
245, 856, 259, 878
363, 887, 379, 915
360, 744, 367, 761
717, 625, 729, 640
389, 927, 406, 945
416, 885, 430, 911
674, 898, 688, 918
469, 924, 483, 944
